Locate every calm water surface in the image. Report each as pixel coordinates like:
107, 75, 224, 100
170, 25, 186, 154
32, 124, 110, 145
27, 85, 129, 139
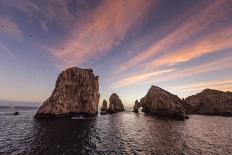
0, 107, 231, 155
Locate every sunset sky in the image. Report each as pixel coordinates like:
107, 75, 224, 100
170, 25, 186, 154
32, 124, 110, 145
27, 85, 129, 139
0, 0, 232, 107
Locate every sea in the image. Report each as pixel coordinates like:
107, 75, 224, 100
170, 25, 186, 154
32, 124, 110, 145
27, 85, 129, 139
0, 106, 231, 155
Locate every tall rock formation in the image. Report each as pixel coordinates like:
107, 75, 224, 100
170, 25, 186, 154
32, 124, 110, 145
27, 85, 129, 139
108, 93, 125, 113
34, 67, 100, 118
134, 86, 189, 120
133, 100, 140, 113
183, 89, 232, 116
101, 100, 108, 111
100, 100, 108, 115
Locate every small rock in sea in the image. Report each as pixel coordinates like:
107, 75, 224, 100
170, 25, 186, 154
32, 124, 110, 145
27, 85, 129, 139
100, 111, 108, 115
107, 93, 125, 113
100, 100, 108, 115
13, 112, 19, 115
101, 99, 108, 111
133, 100, 140, 113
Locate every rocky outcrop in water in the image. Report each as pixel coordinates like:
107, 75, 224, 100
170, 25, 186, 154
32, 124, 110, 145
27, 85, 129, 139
183, 89, 232, 116
108, 93, 125, 113
101, 100, 107, 111
133, 100, 140, 113
100, 100, 108, 115
34, 67, 100, 118
134, 86, 189, 120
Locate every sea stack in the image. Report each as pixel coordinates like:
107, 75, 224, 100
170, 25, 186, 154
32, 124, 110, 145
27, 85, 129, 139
100, 100, 108, 115
134, 86, 189, 120
133, 100, 140, 113
183, 89, 232, 116
108, 93, 125, 113
34, 67, 100, 118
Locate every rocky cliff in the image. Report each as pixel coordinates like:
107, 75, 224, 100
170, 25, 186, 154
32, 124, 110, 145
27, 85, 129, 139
101, 100, 108, 111
134, 86, 189, 120
133, 100, 140, 113
100, 99, 108, 115
183, 89, 232, 116
34, 67, 100, 118
108, 93, 125, 113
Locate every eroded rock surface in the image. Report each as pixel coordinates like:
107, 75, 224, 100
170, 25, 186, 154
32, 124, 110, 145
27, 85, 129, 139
101, 100, 107, 111
183, 89, 232, 116
133, 100, 140, 113
100, 100, 108, 115
34, 67, 100, 118
108, 93, 125, 113
135, 86, 189, 120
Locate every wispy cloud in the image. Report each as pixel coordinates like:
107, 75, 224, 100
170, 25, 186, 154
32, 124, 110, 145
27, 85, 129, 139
147, 26, 232, 67
0, 17, 22, 39
112, 69, 175, 88
170, 78, 232, 93
112, 56, 232, 88
0, 0, 76, 29
153, 56, 232, 83
0, 43, 16, 57
115, 0, 231, 74
41, 21, 48, 32
50, 0, 157, 69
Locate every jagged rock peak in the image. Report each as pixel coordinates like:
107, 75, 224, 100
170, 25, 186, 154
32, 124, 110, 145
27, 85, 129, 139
133, 100, 140, 113
101, 99, 108, 111
108, 93, 125, 113
34, 67, 100, 118
137, 85, 189, 120
184, 88, 232, 116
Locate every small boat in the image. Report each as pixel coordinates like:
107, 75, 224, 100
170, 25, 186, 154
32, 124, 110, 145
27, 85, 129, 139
71, 114, 85, 119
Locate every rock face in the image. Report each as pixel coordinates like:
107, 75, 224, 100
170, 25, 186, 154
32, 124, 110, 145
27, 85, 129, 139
34, 67, 100, 118
108, 93, 125, 113
183, 89, 232, 116
100, 100, 108, 115
101, 100, 108, 111
133, 100, 140, 113
134, 86, 189, 120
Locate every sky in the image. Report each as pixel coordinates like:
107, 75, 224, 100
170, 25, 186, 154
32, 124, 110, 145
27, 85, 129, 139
0, 0, 232, 107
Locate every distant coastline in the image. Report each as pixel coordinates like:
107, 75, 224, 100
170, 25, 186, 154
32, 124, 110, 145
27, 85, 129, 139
0, 100, 41, 107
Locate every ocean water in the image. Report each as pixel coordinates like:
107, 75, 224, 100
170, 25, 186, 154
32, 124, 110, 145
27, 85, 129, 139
0, 107, 231, 155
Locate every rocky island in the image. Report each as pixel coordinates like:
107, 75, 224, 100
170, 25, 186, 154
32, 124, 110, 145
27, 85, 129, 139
133, 86, 189, 120
183, 89, 232, 116
100, 100, 108, 115
34, 67, 100, 118
107, 93, 125, 113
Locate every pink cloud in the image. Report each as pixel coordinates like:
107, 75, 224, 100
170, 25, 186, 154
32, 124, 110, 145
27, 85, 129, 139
112, 56, 232, 89
0, 17, 22, 39
112, 69, 176, 88
147, 26, 232, 67
115, 0, 231, 75
50, 0, 157, 69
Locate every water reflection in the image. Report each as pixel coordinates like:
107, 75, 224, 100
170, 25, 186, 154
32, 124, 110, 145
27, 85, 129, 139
0, 108, 231, 155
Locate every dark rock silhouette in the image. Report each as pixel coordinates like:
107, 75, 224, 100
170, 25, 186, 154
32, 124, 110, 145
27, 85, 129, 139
134, 86, 189, 120
108, 93, 125, 113
183, 89, 232, 116
13, 112, 19, 115
101, 100, 107, 111
133, 100, 140, 113
100, 100, 108, 115
34, 67, 100, 118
